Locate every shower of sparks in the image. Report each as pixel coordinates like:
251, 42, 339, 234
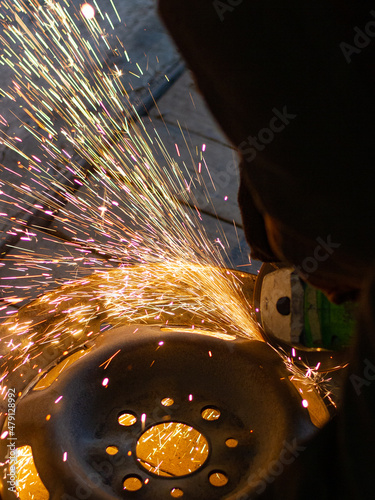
0, 0, 263, 385
0, 263, 260, 392
0, 0, 235, 303
0, 0, 329, 421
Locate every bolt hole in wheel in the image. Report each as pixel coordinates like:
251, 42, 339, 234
170, 488, 184, 497
106, 445, 119, 455
161, 397, 174, 407
118, 412, 137, 426
209, 471, 229, 487
201, 406, 221, 421
123, 475, 143, 491
136, 422, 209, 477
225, 438, 238, 448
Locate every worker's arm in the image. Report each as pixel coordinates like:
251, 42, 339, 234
158, 0, 375, 300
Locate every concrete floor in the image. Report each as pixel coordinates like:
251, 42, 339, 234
0, 0, 261, 320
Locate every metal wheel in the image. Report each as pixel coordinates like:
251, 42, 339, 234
1, 324, 320, 499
